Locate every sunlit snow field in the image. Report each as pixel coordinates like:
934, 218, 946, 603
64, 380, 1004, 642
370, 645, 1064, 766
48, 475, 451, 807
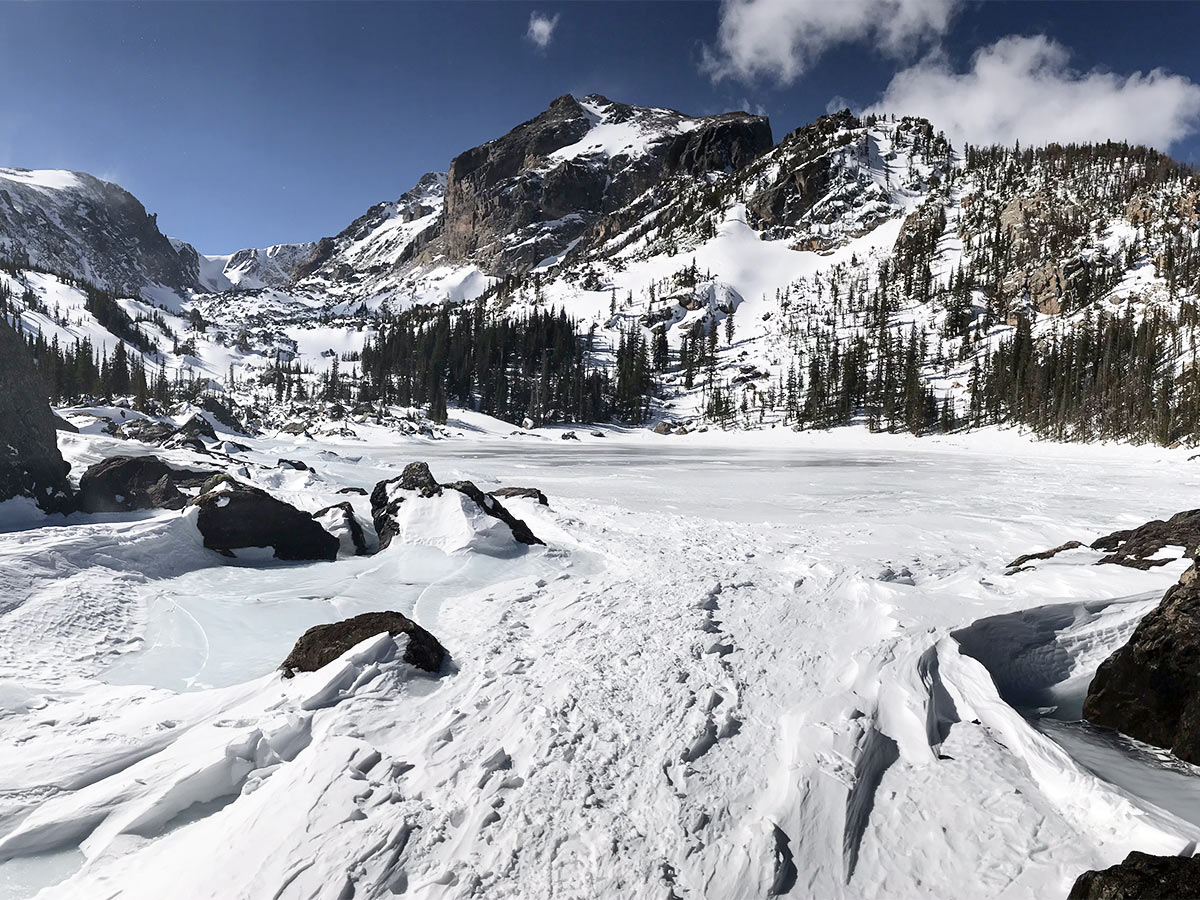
3, 424, 1200, 899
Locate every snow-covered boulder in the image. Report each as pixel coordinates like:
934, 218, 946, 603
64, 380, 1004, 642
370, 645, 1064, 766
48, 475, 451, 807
189, 476, 339, 561
370, 462, 543, 554
280, 610, 445, 677
313, 501, 370, 556
78, 455, 218, 513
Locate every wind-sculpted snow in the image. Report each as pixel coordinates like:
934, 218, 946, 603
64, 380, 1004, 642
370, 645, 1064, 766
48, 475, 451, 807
5, 427, 1200, 898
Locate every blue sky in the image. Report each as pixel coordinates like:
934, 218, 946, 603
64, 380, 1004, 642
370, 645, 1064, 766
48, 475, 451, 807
3, 1, 1199, 252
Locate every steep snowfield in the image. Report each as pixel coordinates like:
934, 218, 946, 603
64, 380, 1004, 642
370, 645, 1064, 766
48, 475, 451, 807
2, 427, 1199, 899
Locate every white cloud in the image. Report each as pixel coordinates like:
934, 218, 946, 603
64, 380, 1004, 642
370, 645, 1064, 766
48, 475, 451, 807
867, 35, 1200, 151
526, 11, 560, 51
702, 0, 959, 85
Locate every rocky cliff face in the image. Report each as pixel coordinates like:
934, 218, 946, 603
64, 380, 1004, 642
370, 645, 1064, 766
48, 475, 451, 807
0, 317, 72, 511
0, 168, 197, 298
439, 94, 772, 272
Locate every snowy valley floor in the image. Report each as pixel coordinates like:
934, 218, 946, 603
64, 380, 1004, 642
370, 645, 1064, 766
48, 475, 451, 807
2, 424, 1200, 899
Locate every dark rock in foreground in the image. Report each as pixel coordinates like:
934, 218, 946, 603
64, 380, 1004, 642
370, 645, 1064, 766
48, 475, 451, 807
0, 318, 73, 512
370, 461, 543, 550
1083, 562, 1200, 764
1068, 850, 1200, 899
190, 476, 338, 561
1091, 510, 1200, 569
78, 455, 218, 513
280, 611, 445, 676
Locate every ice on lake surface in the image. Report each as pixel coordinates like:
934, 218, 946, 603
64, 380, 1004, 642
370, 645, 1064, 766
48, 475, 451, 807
5, 430, 1200, 899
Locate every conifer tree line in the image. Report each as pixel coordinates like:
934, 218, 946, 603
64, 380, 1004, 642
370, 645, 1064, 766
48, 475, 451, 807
359, 300, 653, 425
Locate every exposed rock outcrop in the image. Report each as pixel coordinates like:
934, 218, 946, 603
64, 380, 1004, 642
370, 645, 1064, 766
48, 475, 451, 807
78, 455, 217, 513
280, 610, 445, 677
0, 317, 73, 512
1067, 851, 1200, 899
189, 476, 338, 561
1083, 561, 1200, 763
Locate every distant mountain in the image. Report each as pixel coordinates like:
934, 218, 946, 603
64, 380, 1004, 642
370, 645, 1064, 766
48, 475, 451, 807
4, 94, 1200, 445
0, 167, 197, 300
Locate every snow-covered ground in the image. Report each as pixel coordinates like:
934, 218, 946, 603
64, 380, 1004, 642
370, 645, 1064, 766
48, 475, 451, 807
2, 426, 1200, 899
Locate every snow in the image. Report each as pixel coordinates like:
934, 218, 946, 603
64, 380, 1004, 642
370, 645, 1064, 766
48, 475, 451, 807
2, 425, 1200, 899
0, 169, 81, 192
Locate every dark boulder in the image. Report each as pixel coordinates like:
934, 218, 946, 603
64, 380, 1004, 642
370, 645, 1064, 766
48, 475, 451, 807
0, 318, 73, 512
277, 458, 312, 472
370, 461, 543, 550
1068, 851, 1200, 899
280, 610, 445, 677
189, 477, 338, 561
490, 486, 549, 506
314, 501, 370, 556
53, 414, 79, 434
1090, 510, 1200, 569
1083, 562, 1200, 763
337, 486, 368, 496
78, 455, 218, 513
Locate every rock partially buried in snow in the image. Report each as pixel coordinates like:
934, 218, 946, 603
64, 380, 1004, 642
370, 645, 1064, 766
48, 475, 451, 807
490, 486, 549, 506
1090, 509, 1200, 569
78, 455, 219, 513
1067, 850, 1200, 899
313, 501, 370, 556
280, 611, 445, 676
1083, 561, 1200, 764
189, 475, 339, 561
371, 462, 543, 553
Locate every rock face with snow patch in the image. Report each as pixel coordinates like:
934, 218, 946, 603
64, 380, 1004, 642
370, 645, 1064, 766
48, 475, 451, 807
280, 611, 445, 676
0, 317, 72, 512
190, 475, 339, 561
440, 94, 771, 272
370, 461, 543, 553
1083, 562, 1200, 763
78, 455, 217, 513
1067, 850, 1200, 899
